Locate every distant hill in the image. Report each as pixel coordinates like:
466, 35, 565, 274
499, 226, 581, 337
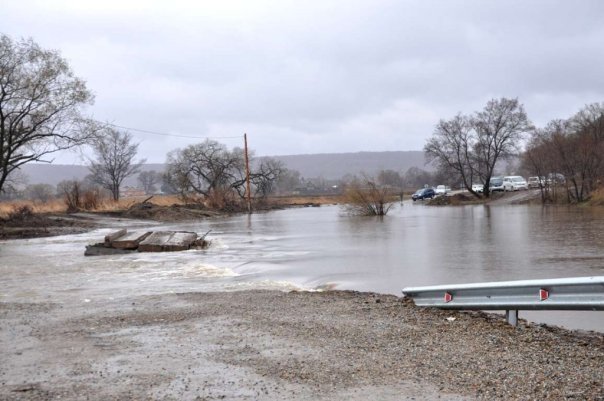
20, 163, 166, 187
269, 151, 427, 180
19, 151, 429, 186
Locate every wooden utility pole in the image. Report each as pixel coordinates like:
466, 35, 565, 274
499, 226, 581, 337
244, 133, 252, 214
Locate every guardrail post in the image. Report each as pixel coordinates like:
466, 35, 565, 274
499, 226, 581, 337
505, 310, 518, 326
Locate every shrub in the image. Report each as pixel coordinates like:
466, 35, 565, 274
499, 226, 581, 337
57, 180, 82, 212
342, 179, 393, 216
6, 204, 34, 222
81, 188, 104, 210
205, 188, 243, 212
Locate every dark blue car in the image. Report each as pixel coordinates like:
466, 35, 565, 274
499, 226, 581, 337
412, 188, 435, 201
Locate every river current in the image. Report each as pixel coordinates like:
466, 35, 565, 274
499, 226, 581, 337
1, 202, 603, 331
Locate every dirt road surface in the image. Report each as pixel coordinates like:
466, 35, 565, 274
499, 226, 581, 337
1, 290, 602, 400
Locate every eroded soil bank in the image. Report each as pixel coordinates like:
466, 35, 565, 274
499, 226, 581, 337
0, 212, 98, 240
1, 290, 602, 400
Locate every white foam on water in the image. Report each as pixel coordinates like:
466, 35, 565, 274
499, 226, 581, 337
218, 279, 307, 292
181, 263, 239, 278
206, 238, 229, 250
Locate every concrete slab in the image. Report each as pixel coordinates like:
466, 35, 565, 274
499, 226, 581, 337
111, 231, 152, 250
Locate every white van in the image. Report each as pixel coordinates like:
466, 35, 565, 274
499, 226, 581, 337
503, 176, 528, 191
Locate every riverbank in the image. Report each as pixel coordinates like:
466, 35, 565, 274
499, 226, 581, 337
3, 189, 603, 239
0, 207, 98, 240
1, 290, 602, 400
0, 195, 342, 239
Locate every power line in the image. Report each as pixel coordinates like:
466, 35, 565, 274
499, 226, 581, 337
103, 122, 243, 140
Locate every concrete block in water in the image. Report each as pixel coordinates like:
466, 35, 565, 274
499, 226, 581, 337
137, 231, 198, 252
111, 231, 152, 250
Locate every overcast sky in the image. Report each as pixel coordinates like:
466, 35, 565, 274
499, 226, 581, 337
3, 0, 604, 163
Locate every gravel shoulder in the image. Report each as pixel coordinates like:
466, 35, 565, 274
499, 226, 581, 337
1, 290, 602, 400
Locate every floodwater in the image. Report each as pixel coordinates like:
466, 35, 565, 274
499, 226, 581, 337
1, 202, 603, 331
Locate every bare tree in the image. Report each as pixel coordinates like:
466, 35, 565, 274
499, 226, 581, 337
472, 98, 532, 197
572, 102, 604, 141
57, 179, 105, 211
522, 125, 558, 203
25, 183, 55, 202
165, 140, 243, 200
0, 169, 28, 200
549, 106, 604, 202
377, 169, 403, 188
273, 168, 301, 194
376, 169, 404, 202
138, 170, 161, 194
88, 128, 144, 201
568, 103, 604, 199
252, 158, 285, 198
522, 103, 604, 203
231, 157, 285, 199
424, 98, 532, 198
403, 167, 434, 190
424, 114, 479, 196
0, 34, 95, 194
165, 140, 284, 209
57, 180, 82, 212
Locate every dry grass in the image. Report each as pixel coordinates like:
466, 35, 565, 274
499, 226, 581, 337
0, 192, 419, 219
268, 194, 343, 206
92, 194, 185, 212
586, 187, 604, 206
0, 199, 66, 218
0, 194, 187, 219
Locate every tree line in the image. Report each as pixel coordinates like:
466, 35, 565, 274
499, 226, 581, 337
424, 98, 532, 198
0, 34, 288, 211
522, 104, 604, 203
424, 98, 603, 203
2, 34, 602, 210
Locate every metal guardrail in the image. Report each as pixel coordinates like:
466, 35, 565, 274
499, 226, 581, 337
402, 276, 604, 326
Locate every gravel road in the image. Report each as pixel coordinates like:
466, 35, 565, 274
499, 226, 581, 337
1, 290, 602, 400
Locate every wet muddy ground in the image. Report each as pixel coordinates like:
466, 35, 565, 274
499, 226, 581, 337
1, 290, 602, 400
0, 212, 97, 240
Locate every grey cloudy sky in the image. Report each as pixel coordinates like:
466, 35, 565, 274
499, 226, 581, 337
3, 0, 604, 162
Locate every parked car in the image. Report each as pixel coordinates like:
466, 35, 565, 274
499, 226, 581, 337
435, 185, 451, 195
503, 176, 528, 191
489, 176, 504, 192
412, 188, 436, 201
471, 184, 484, 193
528, 176, 545, 188
547, 173, 566, 185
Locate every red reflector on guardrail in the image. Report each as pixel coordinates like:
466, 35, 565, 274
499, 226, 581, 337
539, 289, 549, 301
444, 292, 453, 303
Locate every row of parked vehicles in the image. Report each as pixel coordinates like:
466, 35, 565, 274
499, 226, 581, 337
494, 176, 528, 192
470, 176, 529, 193
412, 174, 566, 201
476, 174, 565, 193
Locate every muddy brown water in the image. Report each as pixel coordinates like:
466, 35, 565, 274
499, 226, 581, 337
1, 202, 603, 331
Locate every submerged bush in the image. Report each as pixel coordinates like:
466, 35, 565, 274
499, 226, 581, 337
342, 179, 393, 216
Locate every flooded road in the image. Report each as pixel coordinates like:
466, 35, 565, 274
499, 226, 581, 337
1, 202, 603, 331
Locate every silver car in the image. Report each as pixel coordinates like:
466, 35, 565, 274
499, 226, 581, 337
503, 176, 528, 191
